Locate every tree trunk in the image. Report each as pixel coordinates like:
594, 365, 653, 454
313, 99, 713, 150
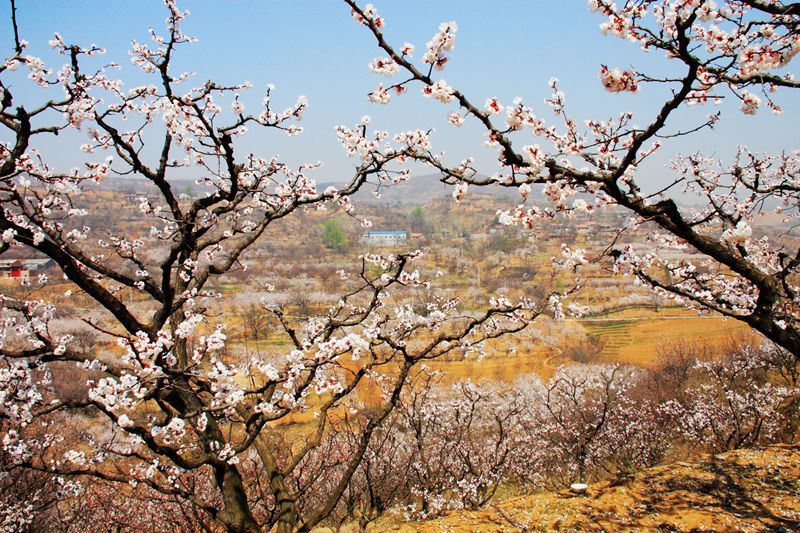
216, 465, 261, 532
251, 433, 299, 533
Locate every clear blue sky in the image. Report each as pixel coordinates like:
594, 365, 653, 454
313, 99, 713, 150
8, 1, 799, 191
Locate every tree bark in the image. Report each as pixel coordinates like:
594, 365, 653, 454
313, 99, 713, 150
216, 465, 261, 532
251, 433, 299, 533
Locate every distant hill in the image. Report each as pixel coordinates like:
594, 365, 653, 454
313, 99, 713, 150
93, 173, 511, 204
87, 177, 211, 195
90, 174, 733, 215
322, 173, 513, 205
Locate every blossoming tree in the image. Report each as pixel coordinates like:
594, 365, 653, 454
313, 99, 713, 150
0, 2, 559, 530
349, 0, 800, 356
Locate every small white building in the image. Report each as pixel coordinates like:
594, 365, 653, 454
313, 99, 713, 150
362, 231, 409, 247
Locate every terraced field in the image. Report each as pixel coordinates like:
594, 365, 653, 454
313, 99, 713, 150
584, 319, 635, 358
583, 314, 749, 366
229, 305, 752, 392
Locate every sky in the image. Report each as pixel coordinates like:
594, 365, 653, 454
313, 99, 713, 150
7, 1, 800, 194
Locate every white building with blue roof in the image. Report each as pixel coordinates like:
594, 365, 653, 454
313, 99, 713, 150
362, 230, 409, 247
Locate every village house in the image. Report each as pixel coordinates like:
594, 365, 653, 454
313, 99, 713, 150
0, 258, 55, 279
361, 230, 409, 247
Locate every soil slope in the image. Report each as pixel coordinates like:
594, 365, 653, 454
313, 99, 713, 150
384, 445, 800, 532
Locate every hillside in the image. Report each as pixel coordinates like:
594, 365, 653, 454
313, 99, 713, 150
342, 173, 505, 205
379, 445, 800, 532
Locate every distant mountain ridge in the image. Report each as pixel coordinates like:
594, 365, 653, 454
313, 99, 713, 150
88, 174, 728, 212
90, 173, 507, 204
321, 173, 510, 205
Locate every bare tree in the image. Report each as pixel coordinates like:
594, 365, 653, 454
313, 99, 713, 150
239, 303, 269, 342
